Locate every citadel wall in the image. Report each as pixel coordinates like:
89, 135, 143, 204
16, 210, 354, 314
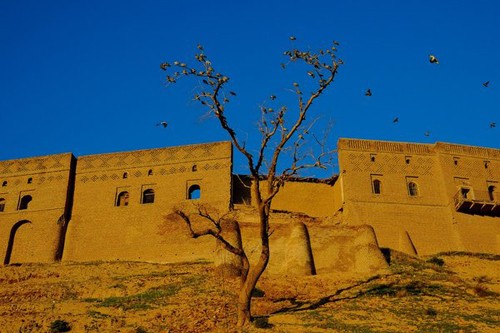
63, 141, 233, 262
232, 175, 338, 217
0, 153, 75, 264
337, 138, 499, 255
1, 138, 498, 266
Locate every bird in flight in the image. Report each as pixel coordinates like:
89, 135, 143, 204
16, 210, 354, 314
490, 122, 496, 128
393, 117, 399, 124
429, 55, 439, 64
270, 95, 276, 100
424, 131, 430, 137
365, 89, 372, 97
156, 121, 168, 128
289, 36, 296, 41
483, 81, 490, 87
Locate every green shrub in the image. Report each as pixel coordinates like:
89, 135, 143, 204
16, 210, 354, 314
427, 257, 445, 266
253, 316, 272, 328
426, 307, 438, 316
49, 319, 71, 332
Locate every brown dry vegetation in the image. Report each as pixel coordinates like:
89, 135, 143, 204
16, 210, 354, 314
0, 251, 498, 333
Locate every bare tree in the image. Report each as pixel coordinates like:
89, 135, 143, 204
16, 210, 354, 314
161, 39, 342, 327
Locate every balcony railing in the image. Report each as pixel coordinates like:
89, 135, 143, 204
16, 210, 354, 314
454, 189, 499, 216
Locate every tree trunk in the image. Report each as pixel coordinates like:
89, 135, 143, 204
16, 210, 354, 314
236, 251, 269, 326
236, 196, 270, 327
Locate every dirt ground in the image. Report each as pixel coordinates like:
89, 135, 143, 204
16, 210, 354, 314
0, 251, 498, 333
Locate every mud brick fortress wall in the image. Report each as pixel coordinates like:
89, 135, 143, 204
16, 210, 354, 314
0, 153, 75, 263
336, 138, 500, 255
0, 138, 499, 266
64, 141, 233, 263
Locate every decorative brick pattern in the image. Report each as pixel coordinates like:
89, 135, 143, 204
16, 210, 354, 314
0, 154, 72, 175
77, 161, 231, 183
77, 142, 230, 172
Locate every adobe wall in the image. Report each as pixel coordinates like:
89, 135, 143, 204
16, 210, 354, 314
63, 141, 232, 262
337, 138, 500, 255
0, 153, 75, 263
435, 142, 500, 254
233, 176, 338, 217
235, 217, 389, 277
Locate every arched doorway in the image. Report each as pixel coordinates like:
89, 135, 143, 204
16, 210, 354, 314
4, 220, 32, 265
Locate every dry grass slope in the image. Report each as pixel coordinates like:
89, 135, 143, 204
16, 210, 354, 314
0, 252, 498, 332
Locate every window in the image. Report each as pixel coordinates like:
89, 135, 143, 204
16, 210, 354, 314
2, 181, 7, 187
370, 154, 376, 162
142, 189, 155, 204
116, 191, 129, 206
484, 161, 490, 169
148, 169, 153, 176
488, 185, 497, 201
0, 198, 5, 212
188, 184, 201, 199
27, 177, 33, 184
372, 179, 381, 194
408, 182, 419, 196
192, 165, 197, 172
405, 156, 412, 164
123, 172, 128, 179
18, 195, 32, 210
453, 157, 459, 166
460, 187, 470, 199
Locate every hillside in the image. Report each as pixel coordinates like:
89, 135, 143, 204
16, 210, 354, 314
0, 252, 498, 332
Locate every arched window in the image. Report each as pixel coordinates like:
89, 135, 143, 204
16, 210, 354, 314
148, 169, 153, 176
18, 195, 32, 210
372, 179, 381, 194
0, 198, 5, 212
408, 182, 419, 196
488, 185, 497, 201
27, 177, 33, 184
188, 184, 201, 200
142, 189, 155, 204
116, 191, 129, 207
2, 181, 7, 187
192, 165, 197, 172
123, 172, 128, 179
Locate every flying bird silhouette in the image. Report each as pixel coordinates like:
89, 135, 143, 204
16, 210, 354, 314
490, 122, 496, 128
483, 81, 490, 87
365, 89, 372, 97
393, 117, 399, 124
156, 121, 168, 128
270, 95, 276, 100
424, 131, 430, 137
289, 36, 296, 41
429, 55, 439, 64
229, 91, 237, 96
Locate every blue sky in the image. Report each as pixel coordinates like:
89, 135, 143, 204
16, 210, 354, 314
1, 0, 498, 176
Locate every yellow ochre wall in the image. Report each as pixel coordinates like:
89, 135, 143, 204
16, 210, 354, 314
0, 153, 75, 264
232, 175, 338, 217
2, 138, 499, 266
337, 138, 499, 255
63, 141, 232, 262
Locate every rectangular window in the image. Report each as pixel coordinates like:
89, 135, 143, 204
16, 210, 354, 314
370, 174, 383, 194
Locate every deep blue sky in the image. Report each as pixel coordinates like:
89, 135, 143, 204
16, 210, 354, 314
1, 0, 498, 176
